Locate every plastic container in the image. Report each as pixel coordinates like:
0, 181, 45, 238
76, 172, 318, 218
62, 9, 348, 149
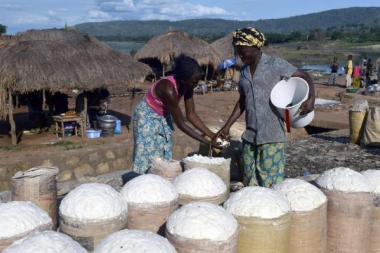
114, 119, 122, 134
86, 129, 101, 139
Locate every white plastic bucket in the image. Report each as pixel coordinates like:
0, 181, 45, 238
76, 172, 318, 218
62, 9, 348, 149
270, 77, 314, 131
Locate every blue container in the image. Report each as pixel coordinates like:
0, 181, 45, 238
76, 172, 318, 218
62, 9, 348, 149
114, 119, 122, 134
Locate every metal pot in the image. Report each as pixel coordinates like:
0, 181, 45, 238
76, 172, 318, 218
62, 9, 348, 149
97, 115, 117, 129
373, 83, 380, 92
367, 85, 375, 92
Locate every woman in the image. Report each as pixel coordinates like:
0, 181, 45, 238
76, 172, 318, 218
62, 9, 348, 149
328, 57, 339, 85
352, 61, 362, 88
215, 27, 315, 187
133, 54, 221, 174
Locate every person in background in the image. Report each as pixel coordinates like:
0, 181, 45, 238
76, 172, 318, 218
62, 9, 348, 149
345, 55, 353, 87
366, 58, 374, 77
328, 57, 339, 86
214, 27, 315, 188
52, 91, 69, 115
132, 54, 223, 174
352, 61, 362, 88
361, 56, 368, 77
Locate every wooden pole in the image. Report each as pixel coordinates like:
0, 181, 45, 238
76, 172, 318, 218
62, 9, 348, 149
8, 90, 17, 145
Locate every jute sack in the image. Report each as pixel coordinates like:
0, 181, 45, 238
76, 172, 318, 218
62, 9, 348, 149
165, 228, 238, 253
0, 223, 52, 251
148, 157, 183, 182
349, 110, 367, 144
178, 189, 228, 206
59, 212, 127, 252
127, 200, 178, 236
235, 213, 291, 253
182, 158, 231, 192
320, 188, 372, 253
11, 166, 59, 230
367, 197, 380, 253
289, 202, 327, 253
362, 106, 380, 146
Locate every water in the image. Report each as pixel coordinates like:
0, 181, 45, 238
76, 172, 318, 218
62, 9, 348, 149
302, 50, 380, 74
105, 41, 145, 55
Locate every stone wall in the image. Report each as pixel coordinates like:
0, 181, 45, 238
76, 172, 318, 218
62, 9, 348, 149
0, 134, 200, 191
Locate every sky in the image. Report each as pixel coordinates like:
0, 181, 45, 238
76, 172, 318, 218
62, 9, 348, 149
1, 0, 379, 35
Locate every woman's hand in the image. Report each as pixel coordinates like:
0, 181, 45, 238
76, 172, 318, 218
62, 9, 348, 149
299, 98, 315, 115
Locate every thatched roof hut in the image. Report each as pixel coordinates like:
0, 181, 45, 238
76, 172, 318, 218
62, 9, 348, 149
0, 29, 151, 145
134, 30, 223, 72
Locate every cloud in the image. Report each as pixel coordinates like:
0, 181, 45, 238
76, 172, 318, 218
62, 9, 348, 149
0, 3, 25, 11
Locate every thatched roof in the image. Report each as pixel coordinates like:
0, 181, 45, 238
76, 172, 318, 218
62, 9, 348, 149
0, 29, 151, 92
134, 30, 223, 69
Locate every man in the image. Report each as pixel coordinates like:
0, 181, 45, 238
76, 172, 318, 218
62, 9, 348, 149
215, 27, 315, 187
345, 55, 353, 87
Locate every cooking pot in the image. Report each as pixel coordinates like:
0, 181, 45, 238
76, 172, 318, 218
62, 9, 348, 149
373, 83, 380, 92
367, 85, 375, 92
97, 115, 117, 129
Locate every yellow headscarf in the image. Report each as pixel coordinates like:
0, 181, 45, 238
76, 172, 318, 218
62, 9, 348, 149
232, 27, 266, 48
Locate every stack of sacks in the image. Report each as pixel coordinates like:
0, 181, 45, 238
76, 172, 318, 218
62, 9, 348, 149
273, 178, 328, 253
223, 186, 292, 253
315, 167, 373, 253
59, 183, 128, 252
120, 174, 178, 235
182, 155, 231, 191
94, 229, 176, 253
148, 156, 183, 182
166, 201, 238, 253
2, 231, 86, 253
173, 167, 228, 205
0, 201, 53, 251
361, 169, 380, 253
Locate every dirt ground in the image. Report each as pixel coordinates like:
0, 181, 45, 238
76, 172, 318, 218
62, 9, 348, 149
0, 74, 368, 156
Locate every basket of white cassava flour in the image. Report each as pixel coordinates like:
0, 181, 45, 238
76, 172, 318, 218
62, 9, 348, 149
361, 169, 380, 253
172, 167, 228, 205
273, 178, 328, 253
315, 167, 373, 253
11, 166, 59, 230
166, 201, 238, 253
148, 156, 183, 182
94, 229, 176, 253
223, 186, 292, 253
182, 154, 231, 192
59, 183, 128, 252
120, 174, 178, 235
0, 201, 53, 251
2, 230, 87, 253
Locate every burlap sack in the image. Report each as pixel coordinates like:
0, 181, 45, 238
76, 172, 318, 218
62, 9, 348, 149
368, 197, 380, 253
178, 189, 228, 206
11, 166, 59, 230
320, 188, 372, 253
127, 200, 178, 236
235, 213, 292, 253
59, 212, 127, 252
148, 157, 183, 182
349, 110, 367, 144
166, 227, 238, 253
0, 223, 52, 251
362, 106, 380, 146
290, 202, 327, 253
182, 158, 231, 192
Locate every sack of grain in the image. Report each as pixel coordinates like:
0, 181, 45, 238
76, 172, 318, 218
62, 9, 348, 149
182, 155, 231, 192
94, 229, 176, 253
148, 156, 183, 182
0, 201, 53, 251
120, 174, 178, 236
11, 166, 59, 230
166, 201, 238, 253
59, 183, 128, 252
224, 186, 292, 253
315, 167, 373, 253
2, 231, 86, 253
173, 167, 228, 205
273, 178, 327, 253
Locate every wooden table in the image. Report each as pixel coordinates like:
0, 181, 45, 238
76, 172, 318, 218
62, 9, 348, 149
53, 115, 85, 138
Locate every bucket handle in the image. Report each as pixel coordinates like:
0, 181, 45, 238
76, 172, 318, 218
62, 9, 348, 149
285, 108, 291, 133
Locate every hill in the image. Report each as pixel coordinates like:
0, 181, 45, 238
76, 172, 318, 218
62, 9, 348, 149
74, 7, 380, 41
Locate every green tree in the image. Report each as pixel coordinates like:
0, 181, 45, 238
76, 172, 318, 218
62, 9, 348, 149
0, 24, 7, 34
